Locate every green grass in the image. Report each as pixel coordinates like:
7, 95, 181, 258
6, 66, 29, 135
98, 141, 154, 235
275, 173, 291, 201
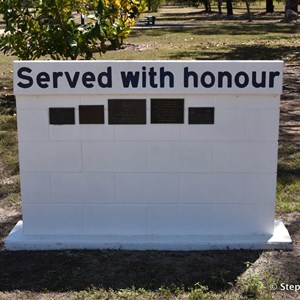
277, 143, 300, 212
99, 23, 300, 61
0, 53, 17, 203
0, 270, 283, 300
0, 114, 20, 205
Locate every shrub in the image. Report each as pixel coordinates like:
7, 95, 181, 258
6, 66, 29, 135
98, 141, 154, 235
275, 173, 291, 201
0, 0, 145, 60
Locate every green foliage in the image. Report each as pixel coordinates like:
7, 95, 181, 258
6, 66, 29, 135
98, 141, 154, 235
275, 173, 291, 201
0, 95, 16, 115
5, 192, 21, 206
188, 283, 217, 300
0, 0, 145, 60
74, 286, 156, 300
237, 273, 268, 299
236, 264, 281, 299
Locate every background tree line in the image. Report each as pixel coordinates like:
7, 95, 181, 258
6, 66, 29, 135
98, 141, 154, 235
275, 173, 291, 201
147, 0, 298, 19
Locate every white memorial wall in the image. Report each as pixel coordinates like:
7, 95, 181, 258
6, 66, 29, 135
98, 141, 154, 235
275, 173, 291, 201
5, 60, 292, 250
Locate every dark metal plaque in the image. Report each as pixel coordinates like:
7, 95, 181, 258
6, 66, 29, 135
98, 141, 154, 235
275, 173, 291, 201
49, 107, 75, 125
188, 107, 215, 124
108, 99, 146, 125
151, 99, 184, 124
79, 105, 104, 124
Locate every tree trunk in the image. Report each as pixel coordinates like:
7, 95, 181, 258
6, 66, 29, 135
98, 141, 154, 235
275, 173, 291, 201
285, 0, 298, 21
286, 0, 298, 12
266, 0, 274, 13
204, 0, 212, 13
246, 0, 251, 21
147, 0, 152, 12
226, 0, 233, 15
218, 0, 222, 14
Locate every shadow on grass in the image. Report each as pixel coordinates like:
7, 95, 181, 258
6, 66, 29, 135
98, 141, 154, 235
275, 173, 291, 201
157, 12, 285, 23
132, 23, 300, 37
0, 247, 262, 292
167, 44, 300, 61
224, 45, 300, 61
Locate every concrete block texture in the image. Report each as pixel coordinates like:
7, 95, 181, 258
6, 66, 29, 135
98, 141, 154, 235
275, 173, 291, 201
11, 61, 285, 248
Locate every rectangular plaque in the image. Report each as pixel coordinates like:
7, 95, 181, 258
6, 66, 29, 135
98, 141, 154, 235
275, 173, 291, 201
108, 99, 146, 125
189, 107, 215, 124
79, 105, 104, 124
49, 107, 75, 125
151, 99, 184, 124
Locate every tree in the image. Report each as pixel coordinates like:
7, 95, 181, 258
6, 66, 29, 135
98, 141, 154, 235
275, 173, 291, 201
203, 0, 212, 13
245, 0, 251, 21
217, 0, 222, 14
285, 0, 298, 13
284, 0, 298, 21
266, 0, 274, 13
225, 0, 233, 15
0, 0, 145, 60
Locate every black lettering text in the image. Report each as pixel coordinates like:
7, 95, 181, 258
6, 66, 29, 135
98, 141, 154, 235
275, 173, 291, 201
82, 72, 95, 88
201, 71, 215, 88
17, 67, 33, 89
142, 66, 147, 88
98, 67, 112, 88
252, 71, 266, 88
53, 72, 63, 88
218, 71, 232, 88
269, 71, 280, 88
184, 67, 198, 88
121, 71, 140, 88
235, 72, 249, 88
37, 72, 50, 89
160, 67, 174, 88
65, 71, 80, 88
149, 67, 158, 88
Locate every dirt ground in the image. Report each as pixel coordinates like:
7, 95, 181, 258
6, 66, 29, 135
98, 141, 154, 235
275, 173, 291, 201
0, 63, 299, 298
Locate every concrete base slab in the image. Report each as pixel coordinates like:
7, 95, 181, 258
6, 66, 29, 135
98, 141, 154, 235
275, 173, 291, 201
5, 220, 293, 251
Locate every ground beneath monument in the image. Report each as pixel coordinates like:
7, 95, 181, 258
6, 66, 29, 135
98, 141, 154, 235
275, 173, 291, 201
0, 63, 299, 298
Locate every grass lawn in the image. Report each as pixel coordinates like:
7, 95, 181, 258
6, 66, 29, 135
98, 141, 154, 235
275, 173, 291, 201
101, 23, 300, 61
0, 5, 300, 299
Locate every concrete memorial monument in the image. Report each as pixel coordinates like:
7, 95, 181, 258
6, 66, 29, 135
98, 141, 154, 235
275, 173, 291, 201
5, 60, 292, 250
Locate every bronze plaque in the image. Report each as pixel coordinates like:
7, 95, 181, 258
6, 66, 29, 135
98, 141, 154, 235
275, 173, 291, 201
151, 99, 184, 124
108, 99, 146, 125
189, 107, 215, 124
79, 105, 104, 124
49, 107, 75, 125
